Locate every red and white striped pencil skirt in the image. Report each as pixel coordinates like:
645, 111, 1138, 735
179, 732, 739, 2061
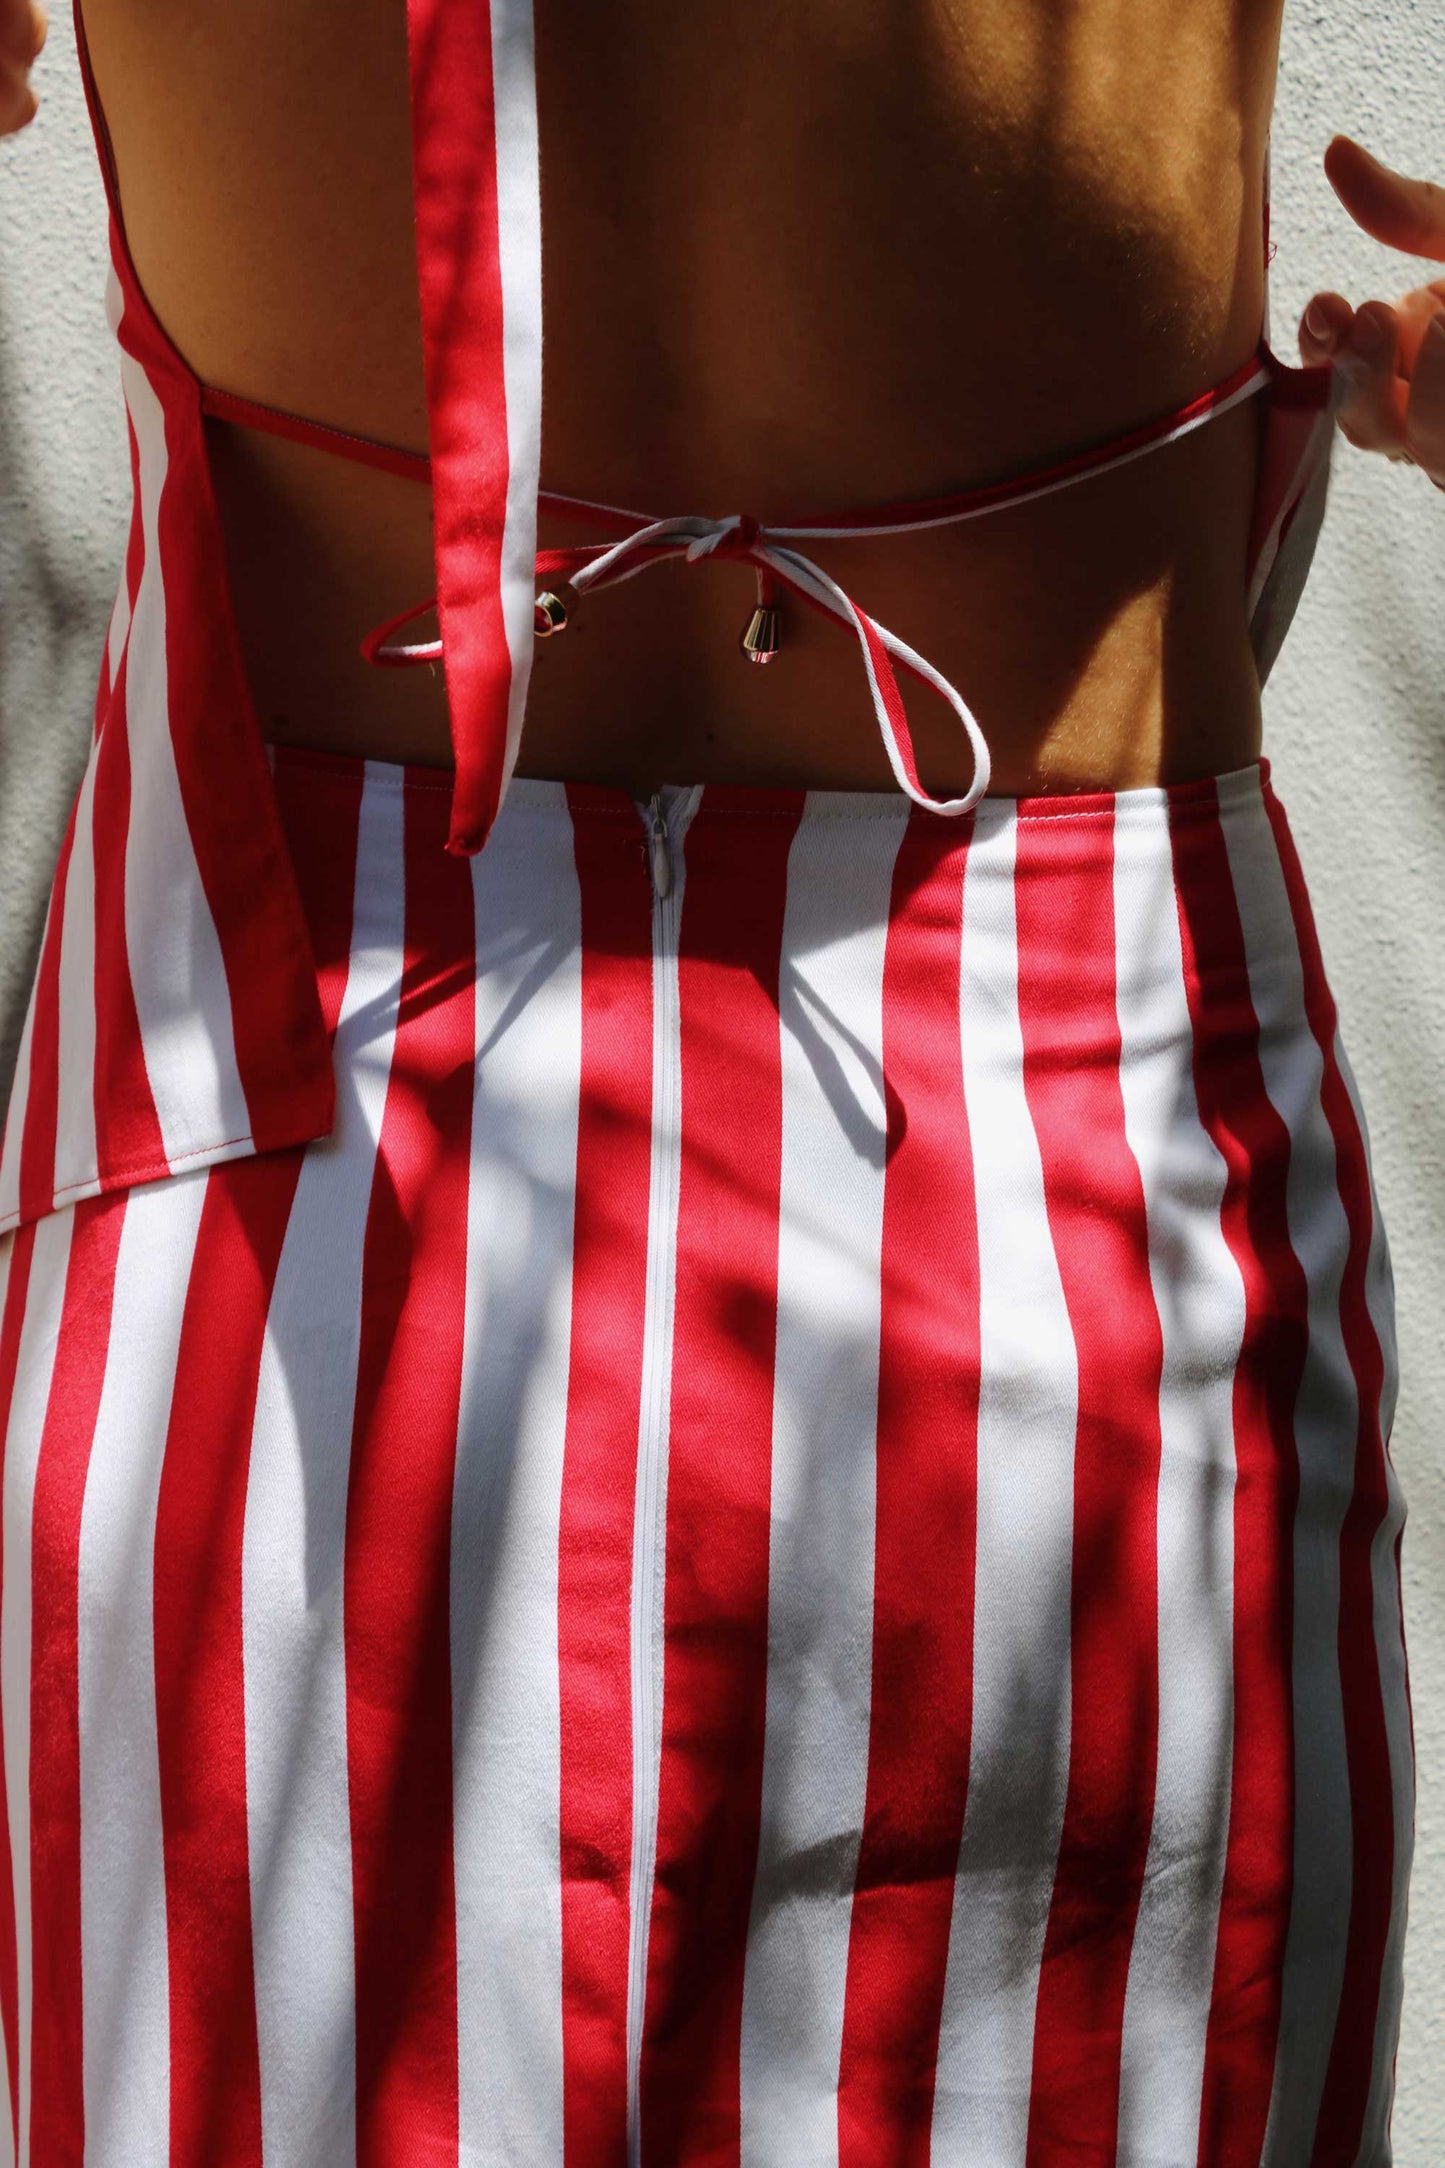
0, 749, 1412, 2167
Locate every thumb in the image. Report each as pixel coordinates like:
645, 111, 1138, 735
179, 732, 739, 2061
1324, 136, 1445, 263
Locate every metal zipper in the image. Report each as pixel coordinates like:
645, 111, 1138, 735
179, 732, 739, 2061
643, 791, 674, 900
625, 787, 686, 2166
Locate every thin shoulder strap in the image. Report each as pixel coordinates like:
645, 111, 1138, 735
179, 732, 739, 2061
72, 0, 210, 393
1262, 133, 1274, 348
405, 0, 545, 855
72, 1, 125, 238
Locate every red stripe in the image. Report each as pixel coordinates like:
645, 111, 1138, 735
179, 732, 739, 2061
1172, 787, 1305, 2165
150, 752, 359, 2168
0, 1225, 37, 2151
557, 799, 655, 2168
122, 410, 146, 586
16, 817, 76, 1230
27, 1193, 126, 2166
115, 413, 146, 674
83, 30, 335, 1171
151, 379, 336, 1160
153, 1155, 301, 2168
346, 784, 474, 2167
271, 751, 367, 1043
90, 648, 167, 1194
1263, 791, 1400, 2165
405, 0, 516, 856
638, 791, 802, 2165
1014, 807, 1164, 2161
837, 814, 979, 2166
83, 134, 338, 1169
93, 466, 143, 740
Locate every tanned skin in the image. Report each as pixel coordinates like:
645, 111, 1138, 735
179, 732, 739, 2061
6, 5, 1443, 796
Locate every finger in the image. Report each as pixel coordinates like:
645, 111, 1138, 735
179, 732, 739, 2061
0, 1, 42, 63
0, 2, 42, 134
1300, 290, 1355, 365
1324, 136, 1445, 263
1334, 300, 1411, 456
1404, 311, 1445, 483
1394, 280, 1445, 371
0, 74, 38, 134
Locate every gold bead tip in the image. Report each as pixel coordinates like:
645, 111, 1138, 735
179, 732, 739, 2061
740, 604, 781, 664
534, 590, 571, 637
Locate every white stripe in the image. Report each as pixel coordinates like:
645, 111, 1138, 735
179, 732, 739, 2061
738, 798, 902, 2164
1214, 785, 1356, 2158
1114, 796, 1243, 2160
79, 1174, 208, 2166
931, 803, 1077, 2168
626, 784, 696, 2167
54, 757, 101, 1209
1336, 1038, 1412, 2168
242, 765, 405, 2163
0, 947, 40, 1234
488, 0, 544, 810
104, 569, 133, 700
118, 347, 250, 1164
451, 792, 584, 2162
1, 1212, 73, 2168
0, 745, 102, 1233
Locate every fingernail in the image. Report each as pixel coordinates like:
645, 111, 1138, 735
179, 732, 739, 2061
1305, 300, 1335, 343
1350, 313, 1386, 355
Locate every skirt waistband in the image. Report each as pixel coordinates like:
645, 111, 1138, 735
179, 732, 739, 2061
267, 745, 1313, 1024
270, 742, 1272, 830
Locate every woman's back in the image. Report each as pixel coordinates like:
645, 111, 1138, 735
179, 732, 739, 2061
78, 0, 1286, 793
0, 22, 1416, 2168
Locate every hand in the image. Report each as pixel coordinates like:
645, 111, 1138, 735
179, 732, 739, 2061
1299, 135, 1445, 489
0, 0, 45, 137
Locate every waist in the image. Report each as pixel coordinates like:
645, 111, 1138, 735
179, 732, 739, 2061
269, 744, 1310, 1018
229, 395, 1265, 796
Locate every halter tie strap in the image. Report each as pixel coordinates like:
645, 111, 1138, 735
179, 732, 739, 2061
361, 350, 1275, 826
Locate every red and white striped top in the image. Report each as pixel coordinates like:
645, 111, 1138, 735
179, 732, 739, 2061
0, 1, 1338, 1237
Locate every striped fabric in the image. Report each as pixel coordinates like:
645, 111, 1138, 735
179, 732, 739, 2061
0, 7, 1341, 1238
403, 0, 543, 853
0, 232, 336, 1237
0, 750, 1410, 2166
396, 0, 1332, 858
0, 16, 1403, 2160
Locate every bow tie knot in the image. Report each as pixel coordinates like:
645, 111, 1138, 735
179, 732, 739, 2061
682, 511, 765, 565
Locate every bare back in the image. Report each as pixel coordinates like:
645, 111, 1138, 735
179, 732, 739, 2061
77, 0, 1287, 796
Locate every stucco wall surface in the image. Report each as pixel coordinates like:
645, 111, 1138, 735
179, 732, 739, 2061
0, 6, 1441, 2157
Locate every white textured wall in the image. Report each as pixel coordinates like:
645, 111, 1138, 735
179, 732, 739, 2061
1, 7, 1441, 2156
1266, 9, 1445, 2156
0, 9, 130, 1079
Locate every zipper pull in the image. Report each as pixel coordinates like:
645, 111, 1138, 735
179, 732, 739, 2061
645, 794, 674, 900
